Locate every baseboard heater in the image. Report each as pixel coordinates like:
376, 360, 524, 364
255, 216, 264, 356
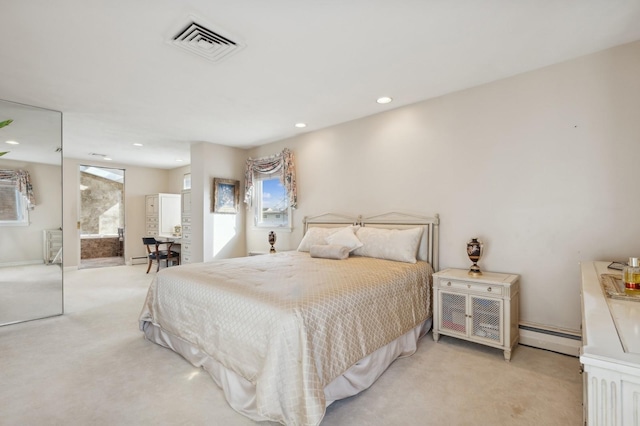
130, 256, 148, 265
518, 323, 581, 357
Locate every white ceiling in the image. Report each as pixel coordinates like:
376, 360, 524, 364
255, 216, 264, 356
1, 0, 640, 169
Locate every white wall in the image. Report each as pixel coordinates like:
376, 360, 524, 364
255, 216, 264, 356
63, 158, 177, 268
190, 142, 246, 263
168, 165, 190, 193
246, 40, 640, 332
0, 159, 61, 264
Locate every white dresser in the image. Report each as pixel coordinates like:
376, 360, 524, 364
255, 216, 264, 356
580, 261, 640, 425
180, 190, 192, 264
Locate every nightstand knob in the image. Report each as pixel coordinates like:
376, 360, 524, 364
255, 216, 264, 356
447, 281, 451, 286
487, 287, 492, 292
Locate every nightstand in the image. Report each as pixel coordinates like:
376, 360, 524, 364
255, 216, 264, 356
432, 268, 520, 361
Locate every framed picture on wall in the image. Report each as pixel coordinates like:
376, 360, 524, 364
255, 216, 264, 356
212, 178, 240, 214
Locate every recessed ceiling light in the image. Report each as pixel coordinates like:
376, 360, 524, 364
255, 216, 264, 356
133, 143, 143, 147
175, 159, 183, 162
294, 123, 307, 128
5, 140, 19, 145
376, 96, 393, 104
103, 157, 112, 161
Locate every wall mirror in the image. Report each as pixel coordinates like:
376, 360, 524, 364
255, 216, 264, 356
0, 99, 63, 326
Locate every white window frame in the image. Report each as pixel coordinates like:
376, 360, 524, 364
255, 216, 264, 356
0, 182, 29, 226
253, 176, 292, 230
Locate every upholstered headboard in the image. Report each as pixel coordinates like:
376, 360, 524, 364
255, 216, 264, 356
303, 212, 440, 271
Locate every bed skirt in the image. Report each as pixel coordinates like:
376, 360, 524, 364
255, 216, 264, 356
142, 317, 432, 424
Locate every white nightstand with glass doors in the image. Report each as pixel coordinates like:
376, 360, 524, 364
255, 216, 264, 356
432, 268, 520, 361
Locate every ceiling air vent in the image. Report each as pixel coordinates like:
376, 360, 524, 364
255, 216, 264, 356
170, 20, 245, 63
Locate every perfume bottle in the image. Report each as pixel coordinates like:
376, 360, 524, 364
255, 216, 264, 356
623, 257, 640, 296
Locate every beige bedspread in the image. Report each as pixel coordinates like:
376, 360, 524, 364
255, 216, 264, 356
139, 251, 432, 426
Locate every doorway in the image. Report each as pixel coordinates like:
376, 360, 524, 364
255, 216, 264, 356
78, 165, 125, 269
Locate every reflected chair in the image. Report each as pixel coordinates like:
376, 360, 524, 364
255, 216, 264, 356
142, 237, 180, 273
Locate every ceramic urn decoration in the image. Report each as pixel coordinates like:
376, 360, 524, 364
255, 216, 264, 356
467, 238, 483, 276
268, 231, 277, 253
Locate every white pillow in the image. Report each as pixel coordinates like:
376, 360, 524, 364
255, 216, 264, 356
325, 226, 363, 252
309, 244, 350, 260
296, 225, 359, 252
352, 227, 423, 263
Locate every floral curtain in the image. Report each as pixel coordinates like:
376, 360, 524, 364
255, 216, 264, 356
0, 169, 36, 209
244, 148, 297, 209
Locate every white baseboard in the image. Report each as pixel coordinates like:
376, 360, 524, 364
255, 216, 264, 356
519, 324, 581, 357
130, 256, 148, 265
0, 260, 44, 268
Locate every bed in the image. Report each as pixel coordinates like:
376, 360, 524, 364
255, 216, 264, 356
139, 212, 439, 426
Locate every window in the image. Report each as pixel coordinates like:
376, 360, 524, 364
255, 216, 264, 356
0, 181, 28, 226
254, 176, 291, 228
245, 148, 296, 229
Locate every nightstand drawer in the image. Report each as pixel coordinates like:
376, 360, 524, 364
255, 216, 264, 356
439, 279, 503, 296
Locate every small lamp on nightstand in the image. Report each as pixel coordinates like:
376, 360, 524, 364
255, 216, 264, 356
467, 238, 483, 276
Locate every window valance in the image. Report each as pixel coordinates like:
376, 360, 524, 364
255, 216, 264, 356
0, 169, 35, 209
244, 148, 297, 209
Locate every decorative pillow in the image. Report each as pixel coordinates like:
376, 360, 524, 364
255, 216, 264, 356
296, 225, 359, 252
352, 226, 424, 263
309, 244, 350, 260
325, 226, 363, 252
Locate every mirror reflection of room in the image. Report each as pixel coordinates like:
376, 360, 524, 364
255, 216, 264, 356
0, 99, 63, 326
79, 165, 125, 269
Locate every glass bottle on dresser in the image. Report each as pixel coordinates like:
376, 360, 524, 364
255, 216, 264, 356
623, 257, 640, 296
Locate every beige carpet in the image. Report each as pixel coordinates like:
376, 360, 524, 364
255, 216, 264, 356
79, 256, 126, 269
0, 264, 583, 425
0, 264, 63, 325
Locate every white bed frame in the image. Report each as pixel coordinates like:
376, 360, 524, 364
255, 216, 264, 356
303, 211, 440, 271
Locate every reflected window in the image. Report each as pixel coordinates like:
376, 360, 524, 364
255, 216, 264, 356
0, 181, 28, 226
